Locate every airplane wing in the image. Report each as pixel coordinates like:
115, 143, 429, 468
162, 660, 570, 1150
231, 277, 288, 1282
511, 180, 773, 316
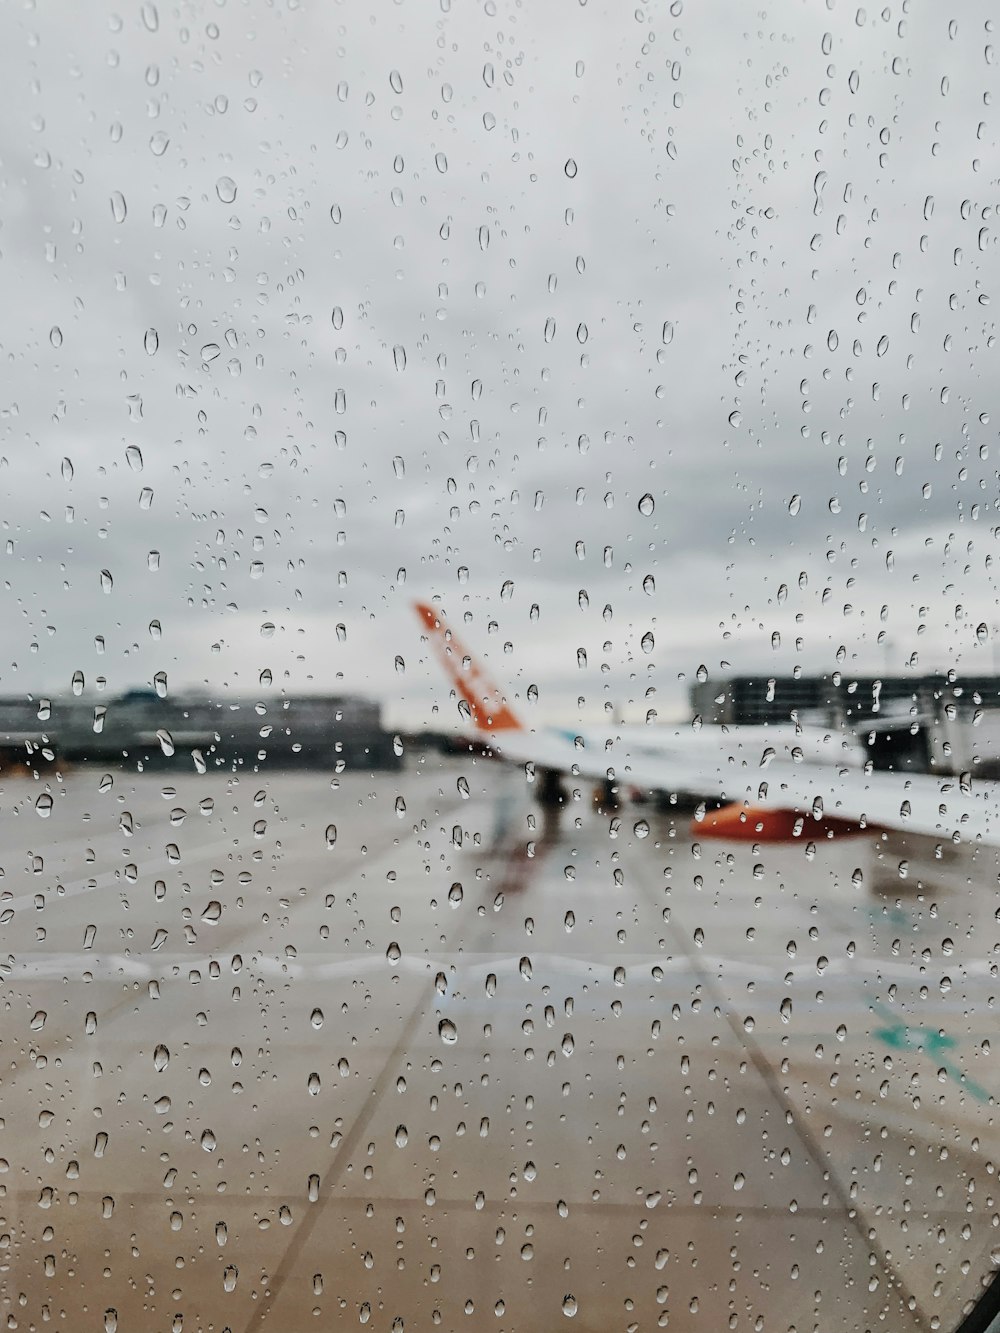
492, 726, 1000, 846
414, 601, 1000, 847
693, 758, 1000, 847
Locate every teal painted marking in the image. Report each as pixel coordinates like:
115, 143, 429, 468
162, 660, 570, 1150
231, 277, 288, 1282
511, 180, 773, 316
871, 1003, 991, 1105
874, 905, 909, 930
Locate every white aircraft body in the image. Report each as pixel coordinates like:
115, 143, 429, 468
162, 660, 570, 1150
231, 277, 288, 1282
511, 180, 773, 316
415, 602, 1000, 847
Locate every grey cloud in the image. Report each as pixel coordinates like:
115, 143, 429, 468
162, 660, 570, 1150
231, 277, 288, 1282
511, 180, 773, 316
0, 0, 996, 727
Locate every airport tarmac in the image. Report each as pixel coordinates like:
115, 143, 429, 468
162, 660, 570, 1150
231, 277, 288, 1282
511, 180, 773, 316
0, 754, 997, 1331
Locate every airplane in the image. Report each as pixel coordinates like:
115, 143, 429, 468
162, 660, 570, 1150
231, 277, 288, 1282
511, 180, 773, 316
414, 600, 1000, 847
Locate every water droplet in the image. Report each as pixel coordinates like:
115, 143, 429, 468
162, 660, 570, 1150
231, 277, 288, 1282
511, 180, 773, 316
325, 824, 337, 848
633, 819, 649, 839
125, 444, 144, 473
438, 1018, 458, 1044
638, 493, 654, 516
110, 192, 127, 223
201, 1129, 217, 1152
153, 1044, 169, 1072
562, 1294, 578, 1317
392, 344, 406, 371
310, 1008, 324, 1029
216, 176, 237, 204
307, 1072, 321, 1096
49, 326, 63, 349
641, 631, 654, 654
564, 158, 578, 178
35, 793, 53, 818
223, 1265, 238, 1292
395, 1124, 408, 1147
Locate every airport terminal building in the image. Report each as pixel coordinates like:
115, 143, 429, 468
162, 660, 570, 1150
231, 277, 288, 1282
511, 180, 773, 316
0, 690, 401, 772
690, 672, 1000, 775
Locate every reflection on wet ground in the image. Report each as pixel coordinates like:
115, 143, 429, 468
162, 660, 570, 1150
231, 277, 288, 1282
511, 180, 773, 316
0, 756, 996, 1330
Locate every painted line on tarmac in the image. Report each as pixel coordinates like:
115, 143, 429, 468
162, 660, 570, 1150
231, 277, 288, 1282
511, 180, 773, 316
238, 805, 496, 1333
10, 946, 997, 1007
628, 849, 933, 1333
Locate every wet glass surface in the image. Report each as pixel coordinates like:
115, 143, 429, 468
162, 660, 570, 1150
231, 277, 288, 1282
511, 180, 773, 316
3, 0, 1000, 1327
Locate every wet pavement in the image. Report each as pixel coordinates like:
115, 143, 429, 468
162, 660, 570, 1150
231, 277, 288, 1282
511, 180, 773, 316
1, 754, 997, 1331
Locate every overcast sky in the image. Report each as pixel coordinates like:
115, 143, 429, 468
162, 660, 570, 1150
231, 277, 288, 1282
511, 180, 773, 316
1, 0, 999, 729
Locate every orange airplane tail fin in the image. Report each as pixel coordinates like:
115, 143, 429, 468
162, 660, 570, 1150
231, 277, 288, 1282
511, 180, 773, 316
415, 602, 523, 733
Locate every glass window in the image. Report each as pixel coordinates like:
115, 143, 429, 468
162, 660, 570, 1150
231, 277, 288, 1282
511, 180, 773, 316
3, 2, 999, 1329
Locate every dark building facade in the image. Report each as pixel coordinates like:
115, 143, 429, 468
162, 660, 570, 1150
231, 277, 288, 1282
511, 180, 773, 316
689, 672, 1000, 775
0, 691, 400, 773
